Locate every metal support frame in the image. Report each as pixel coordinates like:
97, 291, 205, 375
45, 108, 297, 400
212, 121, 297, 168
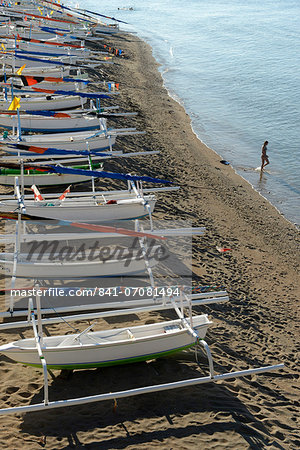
0, 297, 227, 331
0, 186, 180, 201
8, 210, 21, 314
0, 292, 229, 326
28, 298, 49, 406
197, 339, 215, 378
1, 272, 285, 416
135, 220, 155, 288
0, 351, 284, 416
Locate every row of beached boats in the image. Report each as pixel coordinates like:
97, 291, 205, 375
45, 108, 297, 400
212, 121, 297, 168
0, 0, 283, 416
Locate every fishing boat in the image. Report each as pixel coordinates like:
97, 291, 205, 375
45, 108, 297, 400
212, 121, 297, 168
0, 162, 173, 220
0, 128, 117, 152
0, 193, 156, 222
0, 242, 160, 278
0, 94, 88, 113
2, 65, 87, 77
0, 71, 90, 92
0, 110, 104, 132
0, 175, 161, 222
0, 23, 102, 44
0, 315, 212, 370
0, 85, 111, 112
0, 33, 88, 52
0, 291, 283, 416
0, 212, 202, 279
0, 160, 104, 186
13, 41, 93, 58
9, 78, 89, 92
0, 53, 97, 69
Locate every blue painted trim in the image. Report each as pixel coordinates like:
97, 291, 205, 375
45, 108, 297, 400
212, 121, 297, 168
2, 146, 113, 156
0, 125, 100, 133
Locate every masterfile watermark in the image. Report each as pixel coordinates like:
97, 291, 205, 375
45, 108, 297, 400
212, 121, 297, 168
2, 218, 194, 309
8, 286, 183, 299
9, 287, 97, 297
25, 237, 169, 266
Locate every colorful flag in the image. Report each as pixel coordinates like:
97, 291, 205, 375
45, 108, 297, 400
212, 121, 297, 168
21, 76, 39, 86
31, 185, 44, 202
8, 97, 21, 110
17, 64, 26, 75
59, 185, 71, 201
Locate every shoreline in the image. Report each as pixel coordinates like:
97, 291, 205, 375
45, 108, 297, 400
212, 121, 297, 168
160, 79, 298, 230
137, 35, 299, 228
0, 30, 299, 449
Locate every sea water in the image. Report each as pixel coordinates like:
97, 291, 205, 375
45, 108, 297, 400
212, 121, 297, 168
82, 0, 300, 226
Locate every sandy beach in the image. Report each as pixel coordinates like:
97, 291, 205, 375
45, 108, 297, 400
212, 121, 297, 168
0, 31, 299, 449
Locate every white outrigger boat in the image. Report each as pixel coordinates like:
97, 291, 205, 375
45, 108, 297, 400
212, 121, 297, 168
0, 71, 90, 92
0, 23, 103, 44
0, 191, 157, 222
0, 145, 160, 185
0, 212, 204, 279
0, 244, 160, 278
11, 41, 93, 58
0, 110, 104, 132
0, 53, 100, 70
0, 148, 160, 186
0, 93, 88, 112
0, 315, 212, 370
2, 65, 87, 77
0, 291, 283, 415
0, 113, 143, 150
0, 84, 113, 113
0, 128, 117, 152
0, 163, 103, 186
0, 172, 177, 222
11, 78, 89, 92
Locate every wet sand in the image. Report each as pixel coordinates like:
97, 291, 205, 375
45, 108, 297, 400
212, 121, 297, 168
0, 32, 299, 449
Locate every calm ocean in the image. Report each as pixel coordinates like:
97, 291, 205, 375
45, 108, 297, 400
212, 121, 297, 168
83, 0, 300, 226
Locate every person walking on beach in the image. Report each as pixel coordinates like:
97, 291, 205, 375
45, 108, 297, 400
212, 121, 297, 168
261, 140, 269, 171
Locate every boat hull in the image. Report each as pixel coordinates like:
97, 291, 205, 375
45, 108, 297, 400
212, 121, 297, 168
0, 316, 211, 369
0, 248, 158, 278
0, 132, 116, 151
0, 115, 100, 132
0, 197, 156, 223
0, 96, 87, 112
0, 172, 93, 187
2, 55, 88, 69
17, 42, 91, 57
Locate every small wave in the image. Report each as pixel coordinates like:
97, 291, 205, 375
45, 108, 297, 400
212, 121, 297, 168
161, 67, 170, 76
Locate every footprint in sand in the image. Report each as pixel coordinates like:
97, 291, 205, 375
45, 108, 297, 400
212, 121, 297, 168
18, 391, 31, 399
28, 383, 40, 390
5, 386, 19, 394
